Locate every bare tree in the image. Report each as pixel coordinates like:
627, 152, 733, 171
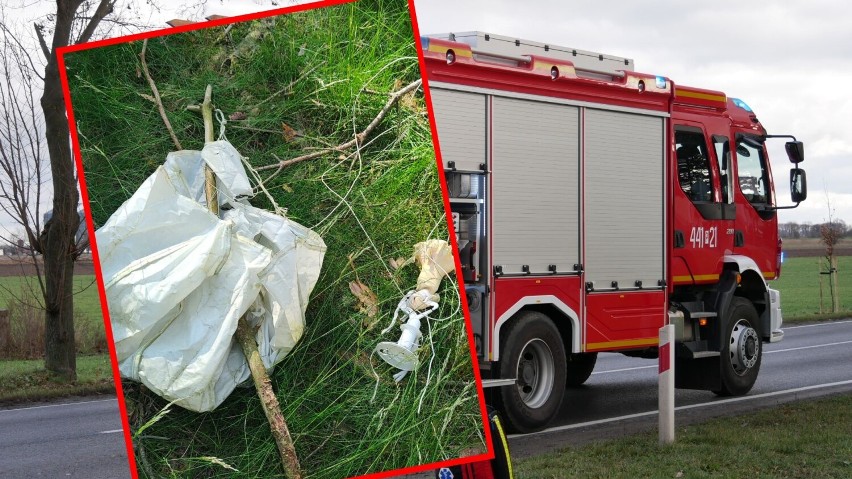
0, 0, 130, 381
820, 190, 844, 313
0, 20, 48, 287
3, 0, 283, 380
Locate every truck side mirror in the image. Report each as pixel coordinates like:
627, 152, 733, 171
785, 141, 804, 163
790, 168, 807, 202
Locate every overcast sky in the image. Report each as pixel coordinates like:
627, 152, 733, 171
2, 0, 849, 235
413, 0, 852, 226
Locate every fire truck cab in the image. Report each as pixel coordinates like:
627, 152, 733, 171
423, 32, 807, 432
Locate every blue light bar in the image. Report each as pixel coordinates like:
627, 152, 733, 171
421, 36, 430, 50
655, 76, 667, 89
731, 97, 753, 112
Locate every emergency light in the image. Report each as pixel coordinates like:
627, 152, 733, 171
732, 97, 753, 112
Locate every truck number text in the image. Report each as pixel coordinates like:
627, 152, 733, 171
689, 226, 717, 249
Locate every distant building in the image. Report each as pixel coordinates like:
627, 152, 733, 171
0, 240, 27, 257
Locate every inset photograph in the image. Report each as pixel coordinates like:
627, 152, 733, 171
60, 1, 488, 477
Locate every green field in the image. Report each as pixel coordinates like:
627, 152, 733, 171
0, 275, 102, 322
515, 394, 852, 478
771, 256, 852, 319
0, 354, 116, 402
0, 274, 107, 357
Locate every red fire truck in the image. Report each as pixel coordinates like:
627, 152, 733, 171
423, 32, 808, 433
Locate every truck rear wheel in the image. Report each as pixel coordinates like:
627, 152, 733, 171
566, 352, 597, 387
497, 311, 566, 433
715, 297, 762, 396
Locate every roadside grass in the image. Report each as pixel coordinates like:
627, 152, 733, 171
515, 394, 852, 479
65, 2, 483, 478
772, 255, 852, 321
0, 275, 107, 357
0, 355, 116, 403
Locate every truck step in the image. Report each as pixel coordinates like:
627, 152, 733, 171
688, 311, 717, 319
691, 351, 721, 359
676, 340, 721, 360
481, 378, 516, 388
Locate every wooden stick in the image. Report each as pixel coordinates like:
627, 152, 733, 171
199, 85, 301, 478
256, 79, 422, 171
236, 319, 302, 479
201, 85, 219, 217
140, 39, 183, 151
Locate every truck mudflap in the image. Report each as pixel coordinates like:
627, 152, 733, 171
766, 288, 784, 343
675, 353, 721, 391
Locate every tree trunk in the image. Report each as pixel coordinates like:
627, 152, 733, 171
39, 0, 83, 381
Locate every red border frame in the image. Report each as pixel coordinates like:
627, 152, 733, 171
55, 0, 494, 477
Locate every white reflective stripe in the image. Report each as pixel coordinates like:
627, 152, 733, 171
492, 295, 581, 361
723, 254, 767, 287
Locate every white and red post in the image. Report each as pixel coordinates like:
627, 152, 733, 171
659, 324, 675, 444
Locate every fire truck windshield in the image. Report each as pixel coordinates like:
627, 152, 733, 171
736, 136, 771, 206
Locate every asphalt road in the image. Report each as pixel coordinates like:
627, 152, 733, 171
0, 397, 131, 478
3, 322, 848, 479
509, 319, 852, 456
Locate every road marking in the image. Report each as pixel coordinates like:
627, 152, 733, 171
785, 320, 852, 329
512, 379, 852, 438
0, 398, 116, 414
765, 340, 852, 354
594, 339, 852, 375
592, 365, 655, 375
100, 429, 124, 434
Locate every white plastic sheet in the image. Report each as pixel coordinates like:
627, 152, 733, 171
97, 141, 325, 412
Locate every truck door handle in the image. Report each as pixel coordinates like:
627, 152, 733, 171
735, 230, 745, 247
674, 230, 685, 248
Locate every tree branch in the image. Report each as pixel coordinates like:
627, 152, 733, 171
256, 79, 422, 171
139, 39, 182, 150
33, 23, 51, 61
74, 0, 113, 45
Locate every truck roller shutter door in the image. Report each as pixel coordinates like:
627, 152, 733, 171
491, 97, 580, 275
431, 88, 486, 172
584, 109, 664, 290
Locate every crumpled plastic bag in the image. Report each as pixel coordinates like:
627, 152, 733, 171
96, 140, 326, 412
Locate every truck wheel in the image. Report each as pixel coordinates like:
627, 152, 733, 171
566, 352, 597, 387
497, 311, 566, 433
715, 297, 762, 396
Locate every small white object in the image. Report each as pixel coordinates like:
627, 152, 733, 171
375, 291, 438, 380
374, 240, 454, 382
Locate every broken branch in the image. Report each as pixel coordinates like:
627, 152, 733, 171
256, 79, 422, 171
139, 39, 183, 151
200, 85, 301, 479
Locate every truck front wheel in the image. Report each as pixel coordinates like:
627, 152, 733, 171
715, 297, 762, 396
497, 311, 566, 433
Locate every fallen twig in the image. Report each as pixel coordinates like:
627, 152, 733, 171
256, 79, 422, 171
198, 85, 302, 479
139, 39, 182, 151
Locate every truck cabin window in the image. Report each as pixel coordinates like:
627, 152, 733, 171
675, 130, 713, 203
736, 136, 771, 206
